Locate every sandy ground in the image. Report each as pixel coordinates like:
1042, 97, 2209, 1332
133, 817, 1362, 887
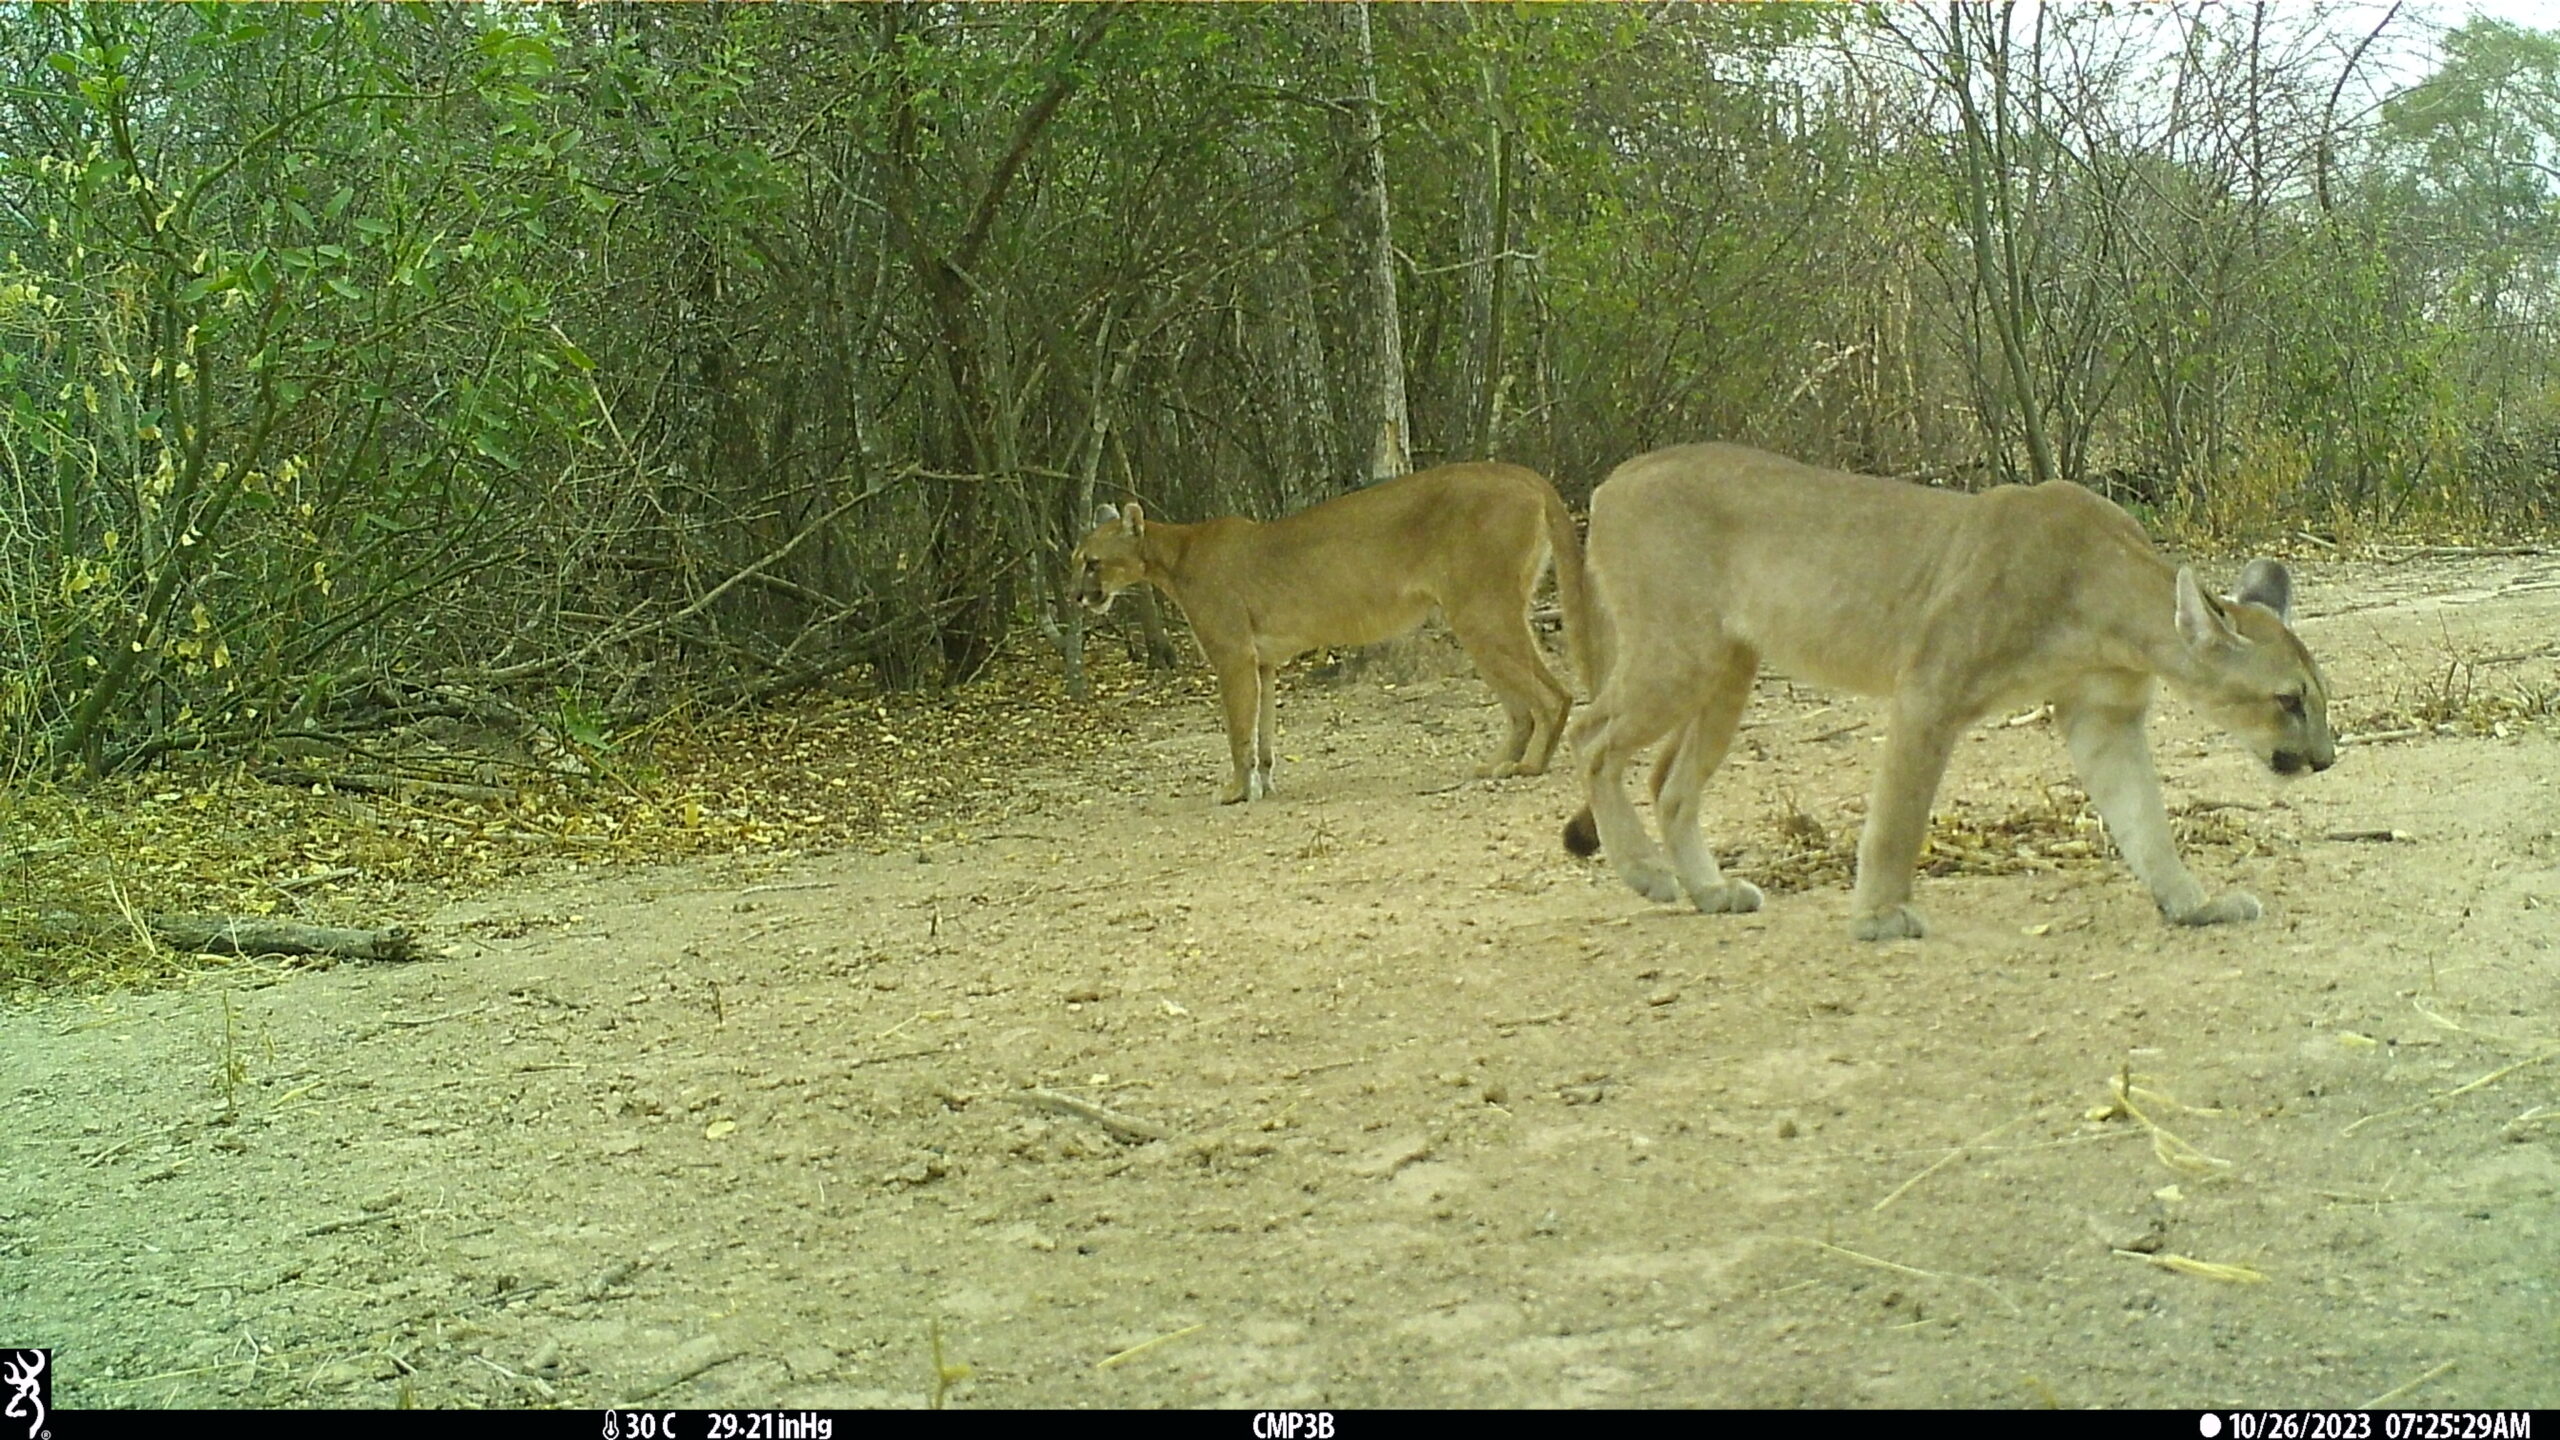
4, 553, 2556, 1410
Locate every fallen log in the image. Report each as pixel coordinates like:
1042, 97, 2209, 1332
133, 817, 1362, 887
27, 913, 423, 962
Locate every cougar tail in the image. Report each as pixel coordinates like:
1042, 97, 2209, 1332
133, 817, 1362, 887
1546, 478, 1608, 860
1541, 481, 1597, 696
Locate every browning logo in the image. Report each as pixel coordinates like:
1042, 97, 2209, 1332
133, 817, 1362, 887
0, 1351, 45, 1440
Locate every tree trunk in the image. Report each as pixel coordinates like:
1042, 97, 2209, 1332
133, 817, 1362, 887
1250, 119, 1339, 511
1471, 111, 1517, 461
874, 5, 1114, 683
1052, 312, 1132, 702
1350, 1, 1412, 483
1114, 435, 1181, 672
1462, 7, 1516, 461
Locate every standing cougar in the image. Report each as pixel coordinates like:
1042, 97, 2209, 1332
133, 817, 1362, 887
1562, 443, 2334, 940
1071, 462, 1587, 804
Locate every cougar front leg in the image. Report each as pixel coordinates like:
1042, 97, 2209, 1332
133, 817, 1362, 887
2060, 699, 2260, 927
1212, 655, 1264, 804
1850, 703, 1964, 940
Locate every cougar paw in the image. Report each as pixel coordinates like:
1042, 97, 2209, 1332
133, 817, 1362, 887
1621, 860, 1684, 906
2169, 890, 2261, 927
1853, 905, 1927, 942
1688, 878, 1764, 915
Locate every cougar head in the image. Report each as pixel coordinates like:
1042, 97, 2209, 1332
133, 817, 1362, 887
2174, 559, 2335, 778
1069, 502, 1148, 613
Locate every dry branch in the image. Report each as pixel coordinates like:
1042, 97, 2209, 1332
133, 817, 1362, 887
467, 480, 890, 686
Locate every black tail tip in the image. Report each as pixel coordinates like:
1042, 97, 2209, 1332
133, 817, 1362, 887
1562, 807, 1600, 858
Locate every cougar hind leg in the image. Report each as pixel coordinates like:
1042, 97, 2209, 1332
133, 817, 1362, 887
1452, 595, 1572, 778
1655, 646, 1762, 915
1252, 659, 1283, 797
1569, 661, 1702, 906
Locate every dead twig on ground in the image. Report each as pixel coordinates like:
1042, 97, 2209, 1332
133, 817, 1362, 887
1873, 1115, 2025, 1212
2344, 1048, 2560, 1136
1797, 1238, 2021, 1315
2363, 1361, 2458, 1408
987, 1086, 1168, 1143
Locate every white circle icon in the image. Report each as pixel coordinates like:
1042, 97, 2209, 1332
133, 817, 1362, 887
2200, 1416, 2224, 1438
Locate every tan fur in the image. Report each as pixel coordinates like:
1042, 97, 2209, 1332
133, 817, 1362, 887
1071, 462, 1587, 804
1563, 444, 2335, 939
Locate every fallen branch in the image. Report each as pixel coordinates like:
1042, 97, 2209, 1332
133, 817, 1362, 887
255, 766, 511, 803
2476, 642, 2558, 666
2381, 544, 2549, 563
2337, 726, 2430, 747
27, 913, 421, 962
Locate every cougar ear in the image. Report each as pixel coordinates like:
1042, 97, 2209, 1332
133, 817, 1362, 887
2175, 565, 2242, 651
1091, 503, 1120, 529
2233, 558, 2293, 624
1122, 501, 1145, 535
